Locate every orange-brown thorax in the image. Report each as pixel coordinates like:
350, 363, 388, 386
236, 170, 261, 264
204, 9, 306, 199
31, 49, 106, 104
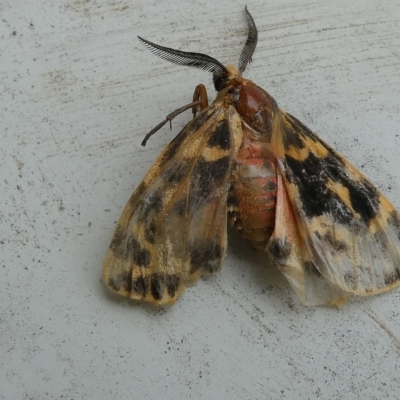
227, 78, 278, 250
234, 84, 275, 135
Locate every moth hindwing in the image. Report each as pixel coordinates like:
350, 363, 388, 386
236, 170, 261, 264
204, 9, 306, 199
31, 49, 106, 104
103, 8, 400, 307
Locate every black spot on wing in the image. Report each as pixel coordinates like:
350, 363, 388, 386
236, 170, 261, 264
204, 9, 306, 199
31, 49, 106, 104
268, 238, 292, 258
207, 119, 230, 150
373, 230, 388, 253
315, 231, 348, 253
285, 153, 354, 224
282, 119, 304, 150
384, 269, 400, 286
136, 191, 164, 224
343, 272, 357, 291
135, 192, 163, 224
188, 156, 230, 209
127, 235, 151, 266
162, 163, 189, 184
144, 221, 156, 244
166, 274, 180, 297
189, 241, 223, 274
173, 199, 187, 217
110, 225, 127, 255
285, 151, 379, 225
161, 130, 187, 165
108, 277, 119, 291
132, 276, 150, 296
144, 191, 163, 214
110, 226, 149, 262
151, 273, 164, 300
326, 156, 379, 223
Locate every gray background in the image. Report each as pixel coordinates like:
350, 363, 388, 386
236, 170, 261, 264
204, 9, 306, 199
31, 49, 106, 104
2, 0, 400, 399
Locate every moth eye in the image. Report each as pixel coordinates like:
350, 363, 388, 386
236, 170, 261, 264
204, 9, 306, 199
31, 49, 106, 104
213, 73, 228, 91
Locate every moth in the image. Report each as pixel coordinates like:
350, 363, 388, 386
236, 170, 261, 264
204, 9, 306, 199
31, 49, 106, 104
103, 7, 400, 307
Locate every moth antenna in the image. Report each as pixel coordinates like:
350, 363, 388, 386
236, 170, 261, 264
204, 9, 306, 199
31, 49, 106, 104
238, 6, 258, 73
138, 36, 228, 76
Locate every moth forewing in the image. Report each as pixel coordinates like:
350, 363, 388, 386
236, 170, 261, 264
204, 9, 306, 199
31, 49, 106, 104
103, 103, 242, 305
278, 109, 400, 299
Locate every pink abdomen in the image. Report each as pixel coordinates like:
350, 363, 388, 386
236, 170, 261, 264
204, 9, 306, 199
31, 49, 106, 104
228, 133, 277, 250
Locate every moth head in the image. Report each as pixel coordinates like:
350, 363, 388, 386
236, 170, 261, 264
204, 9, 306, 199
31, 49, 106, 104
138, 6, 258, 93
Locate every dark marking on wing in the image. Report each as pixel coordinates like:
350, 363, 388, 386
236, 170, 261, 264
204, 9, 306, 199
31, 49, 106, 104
325, 155, 379, 223
343, 273, 357, 291
285, 153, 354, 224
388, 210, 400, 241
315, 231, 348, 252
144, 221, 156, 244
282, 122, 304, 150
173, 199, 187, 217
110, 225, 127, 250
108, 277, 119, 291
373, 230, 388, 252
163, 163, 189, 184
285, 151, 379, 225
189, 241, 223, 273
166, 274, 180, 297
303, 261, 322, 277
132, 276, 150, 296
190, 156, 230, 203
207, 120, 230, 149
161, 130, 188, 164
127, 235, 151, 266
268, 238, 292, 258
144, 191, 163, 214
109, 226, 136, 260
151, 273, 164, 300
384, 269, 400, 286
135, 191, 163, 222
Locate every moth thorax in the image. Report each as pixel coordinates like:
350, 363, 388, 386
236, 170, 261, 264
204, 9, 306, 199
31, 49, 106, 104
233, 84, 274, 136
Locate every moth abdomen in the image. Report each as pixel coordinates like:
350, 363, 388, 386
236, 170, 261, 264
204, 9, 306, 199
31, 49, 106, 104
229, 132, 277, 250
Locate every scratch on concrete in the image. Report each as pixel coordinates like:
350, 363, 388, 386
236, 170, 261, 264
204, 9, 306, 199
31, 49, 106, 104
364, 308, 400, 354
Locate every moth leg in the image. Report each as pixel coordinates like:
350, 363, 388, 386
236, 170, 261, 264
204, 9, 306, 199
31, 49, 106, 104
191, 84, 209, 118
141, 84, 209, 146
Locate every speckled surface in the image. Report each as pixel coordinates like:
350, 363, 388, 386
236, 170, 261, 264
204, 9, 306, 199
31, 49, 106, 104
1, 0, 400, 399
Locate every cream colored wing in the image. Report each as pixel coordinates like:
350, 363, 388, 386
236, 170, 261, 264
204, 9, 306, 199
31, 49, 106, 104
103, 103, 243, 305
269, 110, 400, 305
268, 169, 353, 307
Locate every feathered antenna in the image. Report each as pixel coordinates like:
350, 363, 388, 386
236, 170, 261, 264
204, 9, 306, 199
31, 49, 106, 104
138, 36, 228, 76
238, 6, 258, 73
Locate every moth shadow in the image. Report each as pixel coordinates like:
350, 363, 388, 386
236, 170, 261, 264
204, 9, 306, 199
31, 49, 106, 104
226, 227, 298, 307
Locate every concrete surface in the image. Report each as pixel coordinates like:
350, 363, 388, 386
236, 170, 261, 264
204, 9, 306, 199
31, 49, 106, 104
1, 0, 400, 399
